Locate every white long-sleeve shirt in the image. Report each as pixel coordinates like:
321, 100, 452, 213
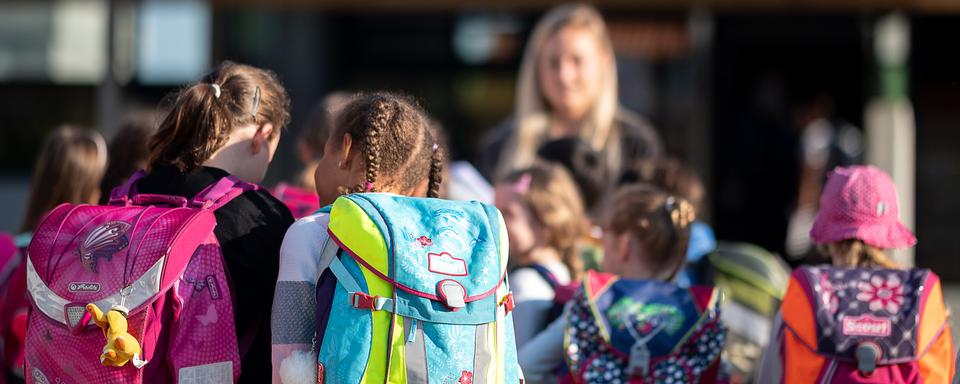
270, 212, 334, 383
509, 262, 570, 348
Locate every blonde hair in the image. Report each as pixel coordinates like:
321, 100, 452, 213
502, 162, 585, 281
606, 184, 696, 281
498, 3, 620, 178
820, 240, 900, 269
21, 126, 107, 232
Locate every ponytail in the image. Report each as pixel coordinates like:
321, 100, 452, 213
607, 185, 696, 281
149, 61, 290, 172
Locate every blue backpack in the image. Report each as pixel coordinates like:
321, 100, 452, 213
562, 271, 726, 383
314, 193, 522, 383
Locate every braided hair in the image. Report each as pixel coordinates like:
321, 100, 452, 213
332, 92, 442, 198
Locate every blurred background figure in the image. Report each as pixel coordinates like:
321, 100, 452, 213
19, 126, 107, 236
2, 125, 107, 383
495, 161, 584, 348
272, 91, 350, 218
99, 111, 161, 200
479, 3, 662, 182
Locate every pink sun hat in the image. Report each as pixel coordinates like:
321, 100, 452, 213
810, 165, 916, 249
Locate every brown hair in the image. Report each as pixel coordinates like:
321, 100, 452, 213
300, 91, 353, 160
100, 111, 160, 200
820, 240, 900, 269
501, 162, 585, 281
332, 92, 442, 198
21, 126, 107, 232
605, 184, 696, 281
148, 61, 291, 171
619, 157, 705, 213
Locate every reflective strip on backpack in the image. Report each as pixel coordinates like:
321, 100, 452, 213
403, 317, 428, 384
473, 323, 493, 384
26, 255, 164, 327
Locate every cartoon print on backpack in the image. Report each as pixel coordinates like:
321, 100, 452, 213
76, 221, 132, 273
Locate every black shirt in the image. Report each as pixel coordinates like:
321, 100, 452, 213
137, 165, 293, 383
477, 106, 663, 182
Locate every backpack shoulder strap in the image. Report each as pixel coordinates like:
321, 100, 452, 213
527, 264, 560, 290
190, 176, 260, 211
779, 268, 820, 351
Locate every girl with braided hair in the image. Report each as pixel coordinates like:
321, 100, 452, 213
271, 92, 443, 383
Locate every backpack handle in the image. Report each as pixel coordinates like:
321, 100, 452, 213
108, 170, 148, 206
189, 176, 260, 211
130, 194, 189, 207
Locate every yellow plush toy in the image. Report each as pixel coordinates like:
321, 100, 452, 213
86, 304, 147, 368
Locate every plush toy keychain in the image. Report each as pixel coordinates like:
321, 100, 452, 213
86, 303, 147, 368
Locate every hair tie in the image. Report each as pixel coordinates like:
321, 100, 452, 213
210, 84, 221, 99
432, 143, 439, 151
512, 173, 532, 195
363, 181, 375, 192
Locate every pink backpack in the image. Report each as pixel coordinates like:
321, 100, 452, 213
24, 171, 253, 383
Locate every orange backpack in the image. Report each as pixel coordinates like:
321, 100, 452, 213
777, 266, 953, 383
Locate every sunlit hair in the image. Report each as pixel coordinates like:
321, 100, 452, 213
21, 126, 107, 232
819, 240, 900, 269
605, 184, 696, 281
619, 157, 706, 213
501, 161, 585, 281
331, 92, 443, 198
149, 61, 291, 171
498, 3, 619, 179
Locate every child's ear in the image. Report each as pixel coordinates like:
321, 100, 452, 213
251, 123, 275, 155
617, 233, 633, 263
339, 133, 354, 170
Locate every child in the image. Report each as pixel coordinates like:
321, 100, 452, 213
4, 126, 107, 382
272, 93, 351, 218
494, 161, 584, 348
99, 111, 160, 201
20, 126, 107, 235
135, 61, 294, 383
520, 184, 726, 383
619, 157, 716, 286
757, 166, 954, 383
271, 92, 442, 383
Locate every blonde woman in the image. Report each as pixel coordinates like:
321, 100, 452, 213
480, 3, 662, 181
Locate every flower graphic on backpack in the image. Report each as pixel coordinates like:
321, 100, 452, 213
855, 273, 904, 313
76, 221, 132, 273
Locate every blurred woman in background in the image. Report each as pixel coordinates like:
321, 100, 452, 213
480, 3, 662, 182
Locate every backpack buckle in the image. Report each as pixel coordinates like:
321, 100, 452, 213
437, 280, 467, 311
351, 292, 378, 310
501, 292, 515, 314
855, 342, 881, 376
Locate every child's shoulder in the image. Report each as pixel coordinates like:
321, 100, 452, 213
283, 211, 331, 241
